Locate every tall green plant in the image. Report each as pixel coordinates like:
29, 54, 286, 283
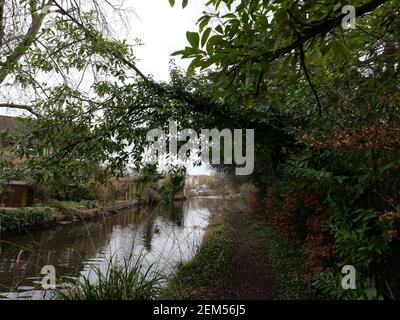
59, 254, 165, 300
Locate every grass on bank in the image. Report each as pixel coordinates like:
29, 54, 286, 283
59, 254, 165, 300
162, 211, 235, 299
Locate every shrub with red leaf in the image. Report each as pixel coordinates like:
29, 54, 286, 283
299, 124, 400, 152
263, 185, 334, 281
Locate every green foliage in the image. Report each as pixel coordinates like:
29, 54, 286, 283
1, 12, 144, 187
172, 0, 398, 106
159, 167, 186, 203
282, 154, 339, 188
136, 164, 162, 201
314, 272, 383, 300
329, 206, 392, 268
80, 200, 100, 209
55, 185, 95, 202
0, 207, 53, 232
169, 0, 189, 9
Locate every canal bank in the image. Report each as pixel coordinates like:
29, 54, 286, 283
0, 197, 221, 299
0, 201, 138, 236
52, 200, 138, 224
163, 195, 277, 300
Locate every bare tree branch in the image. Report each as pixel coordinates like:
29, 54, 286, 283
0, 0, 53, 85
0, 103, 40, 117
299, 44, 323, 117
0, 0, 5, 47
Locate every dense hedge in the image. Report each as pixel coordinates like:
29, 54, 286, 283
55, 185, 95, 202
0, 207, 54, 232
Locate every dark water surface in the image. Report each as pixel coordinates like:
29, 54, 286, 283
0, 197, 222, 299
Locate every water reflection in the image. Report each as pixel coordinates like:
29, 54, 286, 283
0, 196, 223, 300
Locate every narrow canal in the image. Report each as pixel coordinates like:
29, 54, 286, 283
0, 197, 223, 299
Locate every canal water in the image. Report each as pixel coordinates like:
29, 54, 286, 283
0, 196, 223, 300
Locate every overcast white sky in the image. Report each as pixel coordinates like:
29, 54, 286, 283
126, 0, 207, 81
126, 1, 212, 175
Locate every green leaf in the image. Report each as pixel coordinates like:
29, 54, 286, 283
188, 56, 202, 72
173, 46, 201, 59
273, 33, 283, 53
215, 25, 224, 34
168, 0, 175, 7
171, 50, 186, 56
186, 31, 200, 49
366, 287, 377, 300
201, 28, 212, 47
198, 15, 211, 32
182, 0, 188, 8
329, 40, 352, 59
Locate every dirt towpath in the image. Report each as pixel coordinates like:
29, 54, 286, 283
226, 206, 276, 300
